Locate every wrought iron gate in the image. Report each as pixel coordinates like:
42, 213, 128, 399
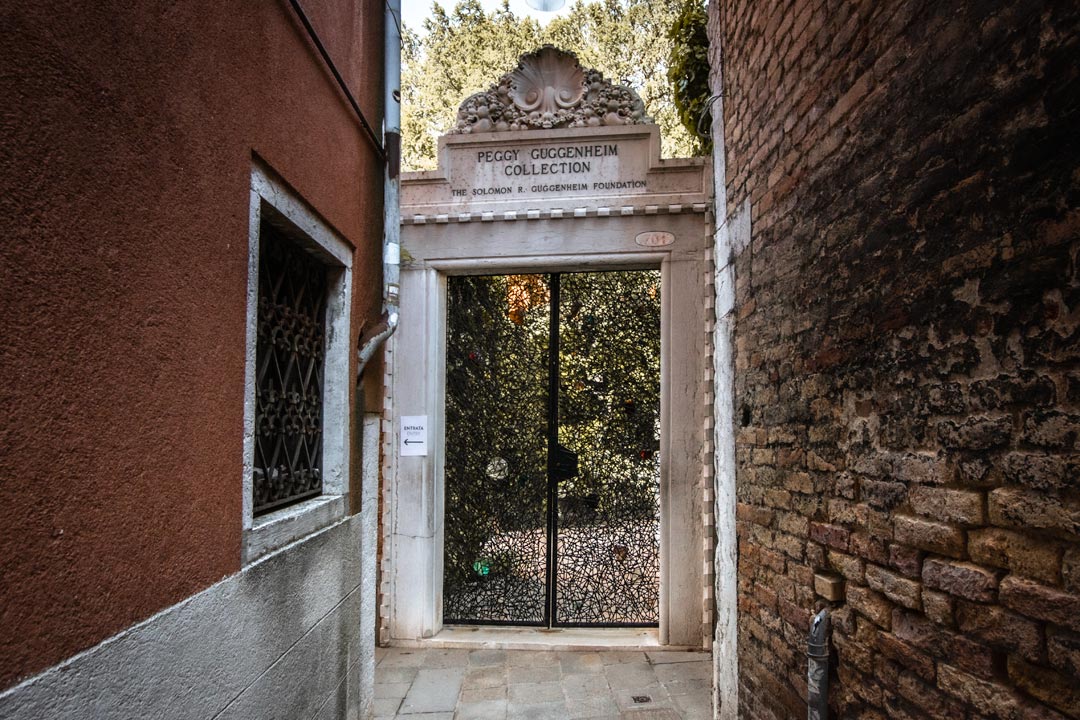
443, 271, 660, 627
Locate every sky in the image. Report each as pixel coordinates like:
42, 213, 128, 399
400, 0, 573, 34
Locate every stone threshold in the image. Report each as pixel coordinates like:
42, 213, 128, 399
388, 626, 701, 652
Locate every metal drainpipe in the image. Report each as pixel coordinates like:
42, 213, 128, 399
807, 608, 831, 720
355, 1, 401, 683
357, 0, 402, 378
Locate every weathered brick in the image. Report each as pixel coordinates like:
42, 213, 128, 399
909, 486, 985, 525
876, 633, 935, 681
968, 528, 1062, 585
897, 671, 965, 717
778, 597, 811, 632
969, 374, 1056, 410
955, 600, 1042, 662
791, 492, 825, 520
806, 450, 836, 472
923, 381, 965, 414
737, 502, 776, 526
851, 455, 894, 479
790, 563, 814, 588
850, 672, 885, 708
834, 471, 857, 499
936, 416, 1012, 450
853, 451, 933, 482
776, 446, 804, 468
937, 663, 1032, 719
887, 543, 922, 578
826, 498, 862, 526
775, 511, 808, 538
922, 589, 954, 626
1001, 453, 1080, 492
752, 448, 776, 466
860, 506, 895, 539
831, 605, 856, 637
827, 549, 865, 582
850, 531, 889, 565
893, 610, 993, 677
847, 584, 893, 630
763, 488, 792, 509
866, 564, 922, 610
1065, 547, 1080, 593
893, 515, 966, 558
1047, 627, 1080, 677
826, 69, 872, 125
956, 457, 995, 487
814, 572, 845, 601
1021, 410, 1080, 450
809, 521, 849, 551
922, 558, 999, 602
1000, 576, 1080, 632
757, 546, 787, 573
772, 531, 805, 559
893, 452, 947, 484
752, 582, 778, 611
1007, 656, 1080, 718
783, 470, 815, 494
989, 487, 1080, 537
862, 479, 907, 511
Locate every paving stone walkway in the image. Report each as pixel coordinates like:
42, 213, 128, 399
375, 647, 712, 719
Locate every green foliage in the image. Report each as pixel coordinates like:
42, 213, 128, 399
401, 0, 703, 171
443, 271, 661, 622
667, 0, 711, 155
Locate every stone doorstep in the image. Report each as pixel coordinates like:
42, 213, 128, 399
389, 625, 702, 653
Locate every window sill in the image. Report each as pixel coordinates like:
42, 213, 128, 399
243, 494, 347, 565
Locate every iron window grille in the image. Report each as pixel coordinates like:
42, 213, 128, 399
252, 215, 328, 515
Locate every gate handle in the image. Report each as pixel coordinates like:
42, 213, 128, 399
550, 443, 579, 481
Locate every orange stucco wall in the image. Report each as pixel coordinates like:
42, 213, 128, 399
0, 0, 385, 689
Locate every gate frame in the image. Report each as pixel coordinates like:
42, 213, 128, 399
441, 268, 667, 630
385, 220, 711, 648
383, 124, 713, 649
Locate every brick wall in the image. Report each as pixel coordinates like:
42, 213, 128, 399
708, 1, 1079, 718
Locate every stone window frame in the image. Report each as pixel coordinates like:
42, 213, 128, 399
242, 162, 353, 564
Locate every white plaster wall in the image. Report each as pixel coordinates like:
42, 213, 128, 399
0, 517, 370, 720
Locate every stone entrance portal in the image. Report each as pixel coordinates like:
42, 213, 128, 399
383, 47, 713, 649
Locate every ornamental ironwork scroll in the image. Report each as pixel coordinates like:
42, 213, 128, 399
253, 223, 327, 515
444, 274, 550, 624
555, 271, 660, 625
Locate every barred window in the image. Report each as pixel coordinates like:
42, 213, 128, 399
252, 215, 329, 515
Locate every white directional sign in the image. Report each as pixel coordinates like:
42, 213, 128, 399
400, 415, 428, 457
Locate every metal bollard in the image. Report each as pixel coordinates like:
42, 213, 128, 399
807, 608, 831, 720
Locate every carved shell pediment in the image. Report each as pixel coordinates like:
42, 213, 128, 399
451, 45, 651, 134
509, 46, 585, 116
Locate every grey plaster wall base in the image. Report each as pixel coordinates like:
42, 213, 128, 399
0, 516, 370, 720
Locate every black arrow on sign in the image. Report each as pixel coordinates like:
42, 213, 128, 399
404, 439, 423, 445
